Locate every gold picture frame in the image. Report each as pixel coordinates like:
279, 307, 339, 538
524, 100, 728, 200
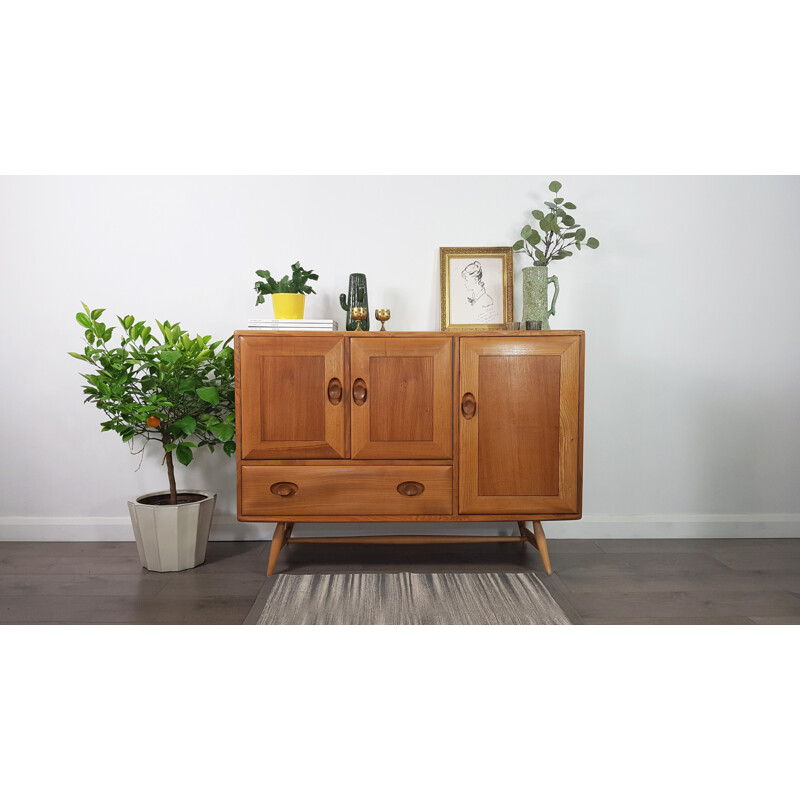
440, 246, 514, 331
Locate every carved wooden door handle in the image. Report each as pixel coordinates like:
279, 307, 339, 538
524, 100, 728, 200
352, 378, 368, 406
461, 392, 476, 419
397, 481, 425, 497
270, 482, 298, 497
327, 377, 343, 406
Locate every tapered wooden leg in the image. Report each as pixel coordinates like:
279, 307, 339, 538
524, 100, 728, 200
517, 521, 552, 575
532, 520, 552, 575
266, 522, 287, 576
282, 523, 295, 548
517, 521, 538, 549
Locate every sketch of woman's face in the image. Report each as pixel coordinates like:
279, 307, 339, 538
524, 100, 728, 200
461, 261, 485, 302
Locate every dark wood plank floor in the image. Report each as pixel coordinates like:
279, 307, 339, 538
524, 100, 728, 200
1, 538, 799, 624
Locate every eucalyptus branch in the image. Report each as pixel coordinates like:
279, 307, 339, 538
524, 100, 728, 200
511, 180, 601, 268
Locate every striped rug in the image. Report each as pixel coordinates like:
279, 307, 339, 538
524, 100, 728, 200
245, 571, 574, 625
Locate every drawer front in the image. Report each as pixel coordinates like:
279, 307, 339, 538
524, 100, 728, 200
241, 465, 453, 516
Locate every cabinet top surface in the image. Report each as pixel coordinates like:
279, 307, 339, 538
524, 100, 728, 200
235, 330, 585, 337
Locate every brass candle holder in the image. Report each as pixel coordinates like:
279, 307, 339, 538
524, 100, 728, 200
350, 306, 368, 331
375, 308, 391, 331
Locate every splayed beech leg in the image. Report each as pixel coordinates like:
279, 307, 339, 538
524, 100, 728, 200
266, 522, 287, 576
532, 521, 553, 574
283, 523, 295, 547
518, 520, 553, 575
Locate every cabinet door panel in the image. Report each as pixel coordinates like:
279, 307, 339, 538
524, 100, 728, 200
239, 335, 347, 459
459, 335, 582, 514
350, 338, 452, 459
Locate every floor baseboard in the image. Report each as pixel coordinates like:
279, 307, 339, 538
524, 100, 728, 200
0, 514, 797, 542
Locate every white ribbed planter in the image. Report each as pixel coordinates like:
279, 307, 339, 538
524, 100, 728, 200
128, 490, 216, 572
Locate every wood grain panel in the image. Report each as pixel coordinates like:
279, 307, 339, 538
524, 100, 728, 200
459, 335, 582, 515
477, 354, 560, 496
261, 356, 325, 442
238, 335, 346, 459
350, 338, 452, 459
369, 357, 434, 441
241, 465, 453, 516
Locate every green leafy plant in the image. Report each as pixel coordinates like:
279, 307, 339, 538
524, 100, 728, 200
254, 261, 318, 304
69, 304, 235, 505
513, 180, 600, 266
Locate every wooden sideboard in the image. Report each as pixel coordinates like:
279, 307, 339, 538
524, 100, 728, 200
234, 330, 584, 575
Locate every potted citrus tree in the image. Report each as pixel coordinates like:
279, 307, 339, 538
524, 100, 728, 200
69, 304, 236, 572
254, 261, 318, 318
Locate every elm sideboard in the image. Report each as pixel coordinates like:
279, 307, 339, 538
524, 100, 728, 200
234, 330, 585, 575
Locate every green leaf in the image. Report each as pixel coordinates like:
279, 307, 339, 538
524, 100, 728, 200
554, 197, 564, 204
196, 387, 220, 404
562, 215, 575, 227
179, 415, 197, 435
164, 443, 178, 452
531, 209, 544, 220
176, 443, 194, 466
544, 202, 558, 210
575, 228, 586, 242
586, 237, 600, 249
68, 352, 88, 361
521, 224, 532, 239
563, 202, 577, 210
209, 422, 235, 442
549, 180, 562, 193
159, 350, 182, 364
534, 248, 545, 261
90, 308, 105, 320
223, 441, 236, 457
524, 229, 541, 245
512, 240, 525, 251
76, 312, 92, 328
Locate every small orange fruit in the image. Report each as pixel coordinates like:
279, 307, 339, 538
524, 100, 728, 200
146, 416, 161, 428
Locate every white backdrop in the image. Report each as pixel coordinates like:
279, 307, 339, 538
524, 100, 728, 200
1, 175, 798, 540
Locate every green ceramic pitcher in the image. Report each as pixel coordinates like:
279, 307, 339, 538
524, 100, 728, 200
521, 266, 559, 330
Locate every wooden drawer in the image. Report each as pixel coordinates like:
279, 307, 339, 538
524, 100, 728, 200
241, 465, 453, 517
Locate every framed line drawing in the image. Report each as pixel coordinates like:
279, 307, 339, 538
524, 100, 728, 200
439, 246, 514, 331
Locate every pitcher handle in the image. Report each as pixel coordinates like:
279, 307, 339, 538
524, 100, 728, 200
548, 274, 559, 319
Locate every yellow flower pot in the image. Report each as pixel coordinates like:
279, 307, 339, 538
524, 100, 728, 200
271, 293, 305, 319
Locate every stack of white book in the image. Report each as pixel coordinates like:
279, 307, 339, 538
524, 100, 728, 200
247, 318, 339, 331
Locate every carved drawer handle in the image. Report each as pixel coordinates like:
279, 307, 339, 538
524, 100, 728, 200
397, 481, 425, 497
270, 482, 298, 498
353, 378, 368, 406
461, 392, 476, 420
327, 377, 343, 406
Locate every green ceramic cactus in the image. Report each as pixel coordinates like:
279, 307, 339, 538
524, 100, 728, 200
339, 273, 369, 331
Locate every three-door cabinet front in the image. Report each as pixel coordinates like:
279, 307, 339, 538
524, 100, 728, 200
235, 331, 583, 522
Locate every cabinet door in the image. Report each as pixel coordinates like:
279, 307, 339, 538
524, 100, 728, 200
459, 335, 582, 515
350, 337, 452, 459
239, 335, 347, 459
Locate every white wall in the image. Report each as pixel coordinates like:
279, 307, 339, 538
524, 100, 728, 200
1, 176, 799, 540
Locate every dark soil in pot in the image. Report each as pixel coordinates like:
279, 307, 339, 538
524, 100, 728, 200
138, 493, 209, 506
